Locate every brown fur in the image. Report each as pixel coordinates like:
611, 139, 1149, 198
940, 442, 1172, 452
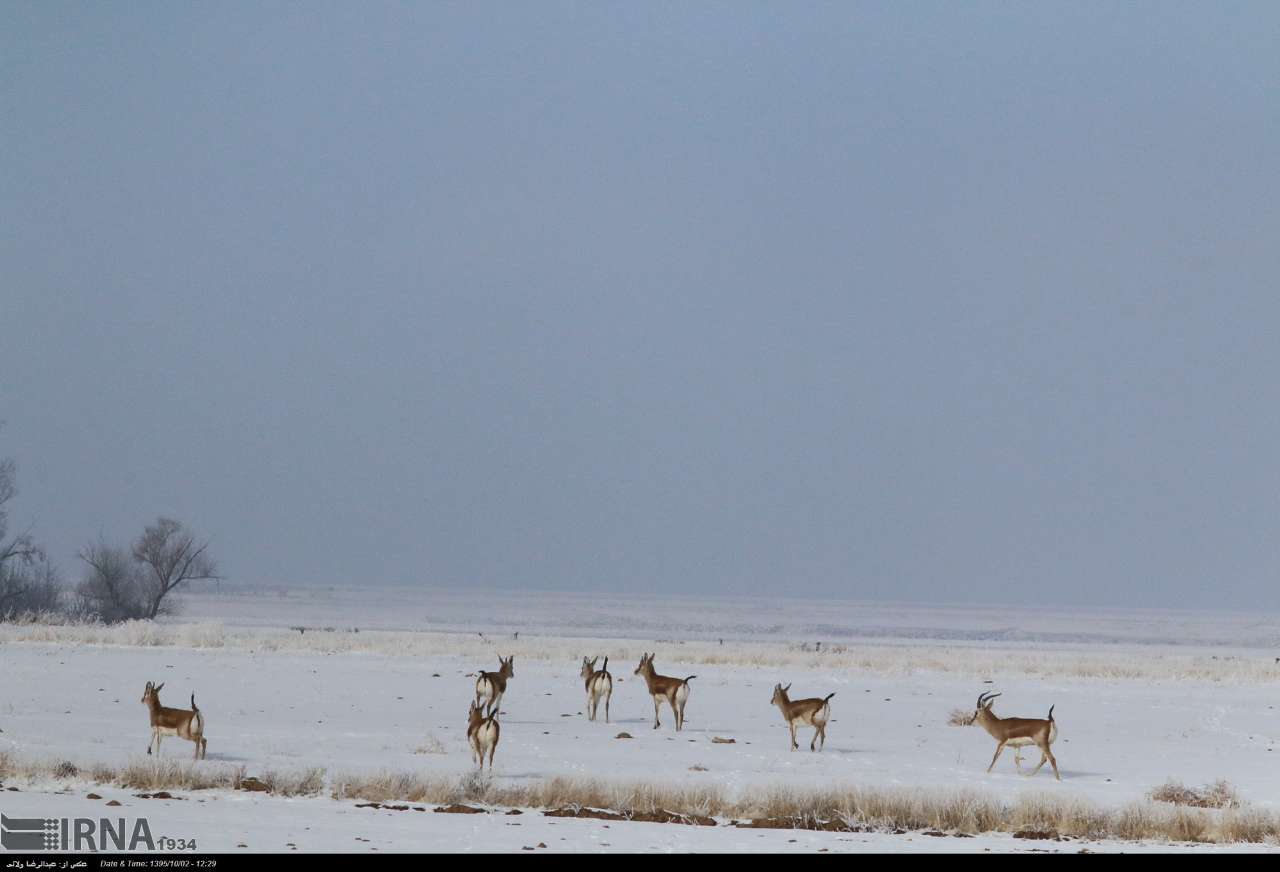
580, 656, 613, 723
633, 652, 694, 731
770, 683, 834, 751
141, 681, 207, 760
474, 655, 514, 717
969, 691, 1060, 780
466, 701, 500, 769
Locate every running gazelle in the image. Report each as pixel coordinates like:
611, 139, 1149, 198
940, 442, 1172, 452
474, 655, 514, 717
580, 656, 613, 723
466, 700, 500, 769
770, 683, 835, 751
969, 691, 1060, 780
141, 681, 207, 759
633, 652, 695, 731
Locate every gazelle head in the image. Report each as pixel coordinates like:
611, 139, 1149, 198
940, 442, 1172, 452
141, 681, 165, 706
580, 656, 598, 679
498, 655, 514, 678
968, 691, 1001, 725
770, 683, 792, 706
468, 700, 484, 726
634, 652, 653, 676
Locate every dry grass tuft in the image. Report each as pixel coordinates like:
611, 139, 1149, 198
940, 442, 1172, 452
1219, 808, 1276, 843
413, 734, 447, 755
258, 767, 327, 797
0, 753, 322, 797
1149, 779, 1241, 809
52, 760, 80, 779
119, 758, 246, 792
947, 708, 971, 726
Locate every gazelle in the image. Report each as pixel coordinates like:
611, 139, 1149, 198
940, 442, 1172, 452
474, 655, 514, 717
770, 683, 835, 751
633, 652, 695, 731
141, 681, 207, 760
580, 656, 613, 722
466, 700, 500, 769
969, 691, 1060, 780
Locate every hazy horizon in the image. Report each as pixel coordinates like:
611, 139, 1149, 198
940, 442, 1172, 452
178, 577, 1280, 620
4, 3, 1279, 609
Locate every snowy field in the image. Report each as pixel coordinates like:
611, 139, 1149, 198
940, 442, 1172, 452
3, 583, 1280, 853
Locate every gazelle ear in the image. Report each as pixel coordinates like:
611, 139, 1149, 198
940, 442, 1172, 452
155, 682, 164, 692
784, 683, 791, 692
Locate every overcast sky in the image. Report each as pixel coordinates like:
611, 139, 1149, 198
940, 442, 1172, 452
3, 2, 1278, 607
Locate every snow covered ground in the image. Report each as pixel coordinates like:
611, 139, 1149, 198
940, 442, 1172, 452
2, 584, 1280, 853
6, 787, 1271, 854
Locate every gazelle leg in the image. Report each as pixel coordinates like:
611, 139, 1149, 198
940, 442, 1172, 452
147, 729, 155, 755
1043, 743, 1061, 781
1014, 748, 1024, 772
605, 690, 611, 723
789, 722, 798, 751
986, 741, 1007, 773
810, 727, 817, 752
201, 738, 208, 760
653, 696, 661, 729
820, 724, 827, 750
489, 744, 496, 769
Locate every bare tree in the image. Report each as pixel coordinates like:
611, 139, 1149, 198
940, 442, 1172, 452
132, 517, 220, 619
77, 540, 148, 622
1, 454, 48, 617
3, 559, 67, 618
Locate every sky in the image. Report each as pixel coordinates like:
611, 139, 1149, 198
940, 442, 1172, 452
2, 2, 1279, 608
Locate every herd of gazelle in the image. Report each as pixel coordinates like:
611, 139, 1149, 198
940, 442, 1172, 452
134, 658, 1061, 782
